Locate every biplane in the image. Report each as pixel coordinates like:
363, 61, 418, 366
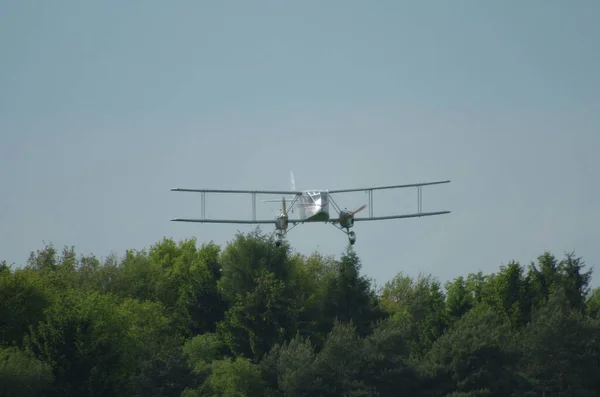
171, 172, 451, 246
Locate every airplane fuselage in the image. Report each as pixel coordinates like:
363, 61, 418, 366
297, 190, 330, 222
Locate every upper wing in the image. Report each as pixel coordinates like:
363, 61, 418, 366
171, 188, 303, 195
327, 180, 450, 193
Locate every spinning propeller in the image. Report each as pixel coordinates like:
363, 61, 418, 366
280, 196, 289, 233
331, 204, 367, 224
351, 204, 367, 215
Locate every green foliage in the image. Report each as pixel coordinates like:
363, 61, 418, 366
215, 230, 301, 360
516, 287, 600, 396
1, 230, 598, 396
445, 276, 475, 321
586, 286, 600, 318
380, 273, 449, 356
0, 346, 53, 397
419, 304, 521, 397
203, 357, 265, 396
0, 268, 51, 347
477, 261, 532, 326
321, 249, 386, 339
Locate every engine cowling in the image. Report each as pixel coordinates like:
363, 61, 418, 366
338, 210, 354, 228
275, 213, 288, 231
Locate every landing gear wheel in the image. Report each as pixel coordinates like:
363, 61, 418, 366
348, 231, 356, 245
274, 229, 283, 247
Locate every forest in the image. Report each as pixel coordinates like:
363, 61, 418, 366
1, 229, 599, 397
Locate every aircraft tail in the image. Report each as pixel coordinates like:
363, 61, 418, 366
290, 171, 295, 191
261, 171, 297, 203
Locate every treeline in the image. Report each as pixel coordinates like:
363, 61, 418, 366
1, 229, 600, 396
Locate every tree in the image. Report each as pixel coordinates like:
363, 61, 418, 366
1, 230, 597, 396
380, 273, 448, 355
557, 252, 592, 311
0, 268, 51, 347
0, 346, 54, 397
445, 276, 475, 322
321, 248, 385, 338
586, 287, 600, 319
419, 304, 522, 397
217, 268, 296, 360
517, 287, 600, 396
479, 261, 532, 326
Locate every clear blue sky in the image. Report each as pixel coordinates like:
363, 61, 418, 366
1, 0, 598, 288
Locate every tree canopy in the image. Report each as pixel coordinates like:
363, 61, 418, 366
1, 229, 598, 396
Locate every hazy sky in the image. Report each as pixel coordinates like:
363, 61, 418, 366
1, 0, 599, 288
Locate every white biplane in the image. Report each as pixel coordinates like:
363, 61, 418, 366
171, 172, 451, 246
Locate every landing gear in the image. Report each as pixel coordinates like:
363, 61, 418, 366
274, 229, 284, 247
348, 230, 356, 245
330, 215, 358, 246
274, 205, 288, 247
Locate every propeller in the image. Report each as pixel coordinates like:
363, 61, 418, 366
331, 204, 367, 223
280, 196, 288, 232
351, 204, 367, 215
